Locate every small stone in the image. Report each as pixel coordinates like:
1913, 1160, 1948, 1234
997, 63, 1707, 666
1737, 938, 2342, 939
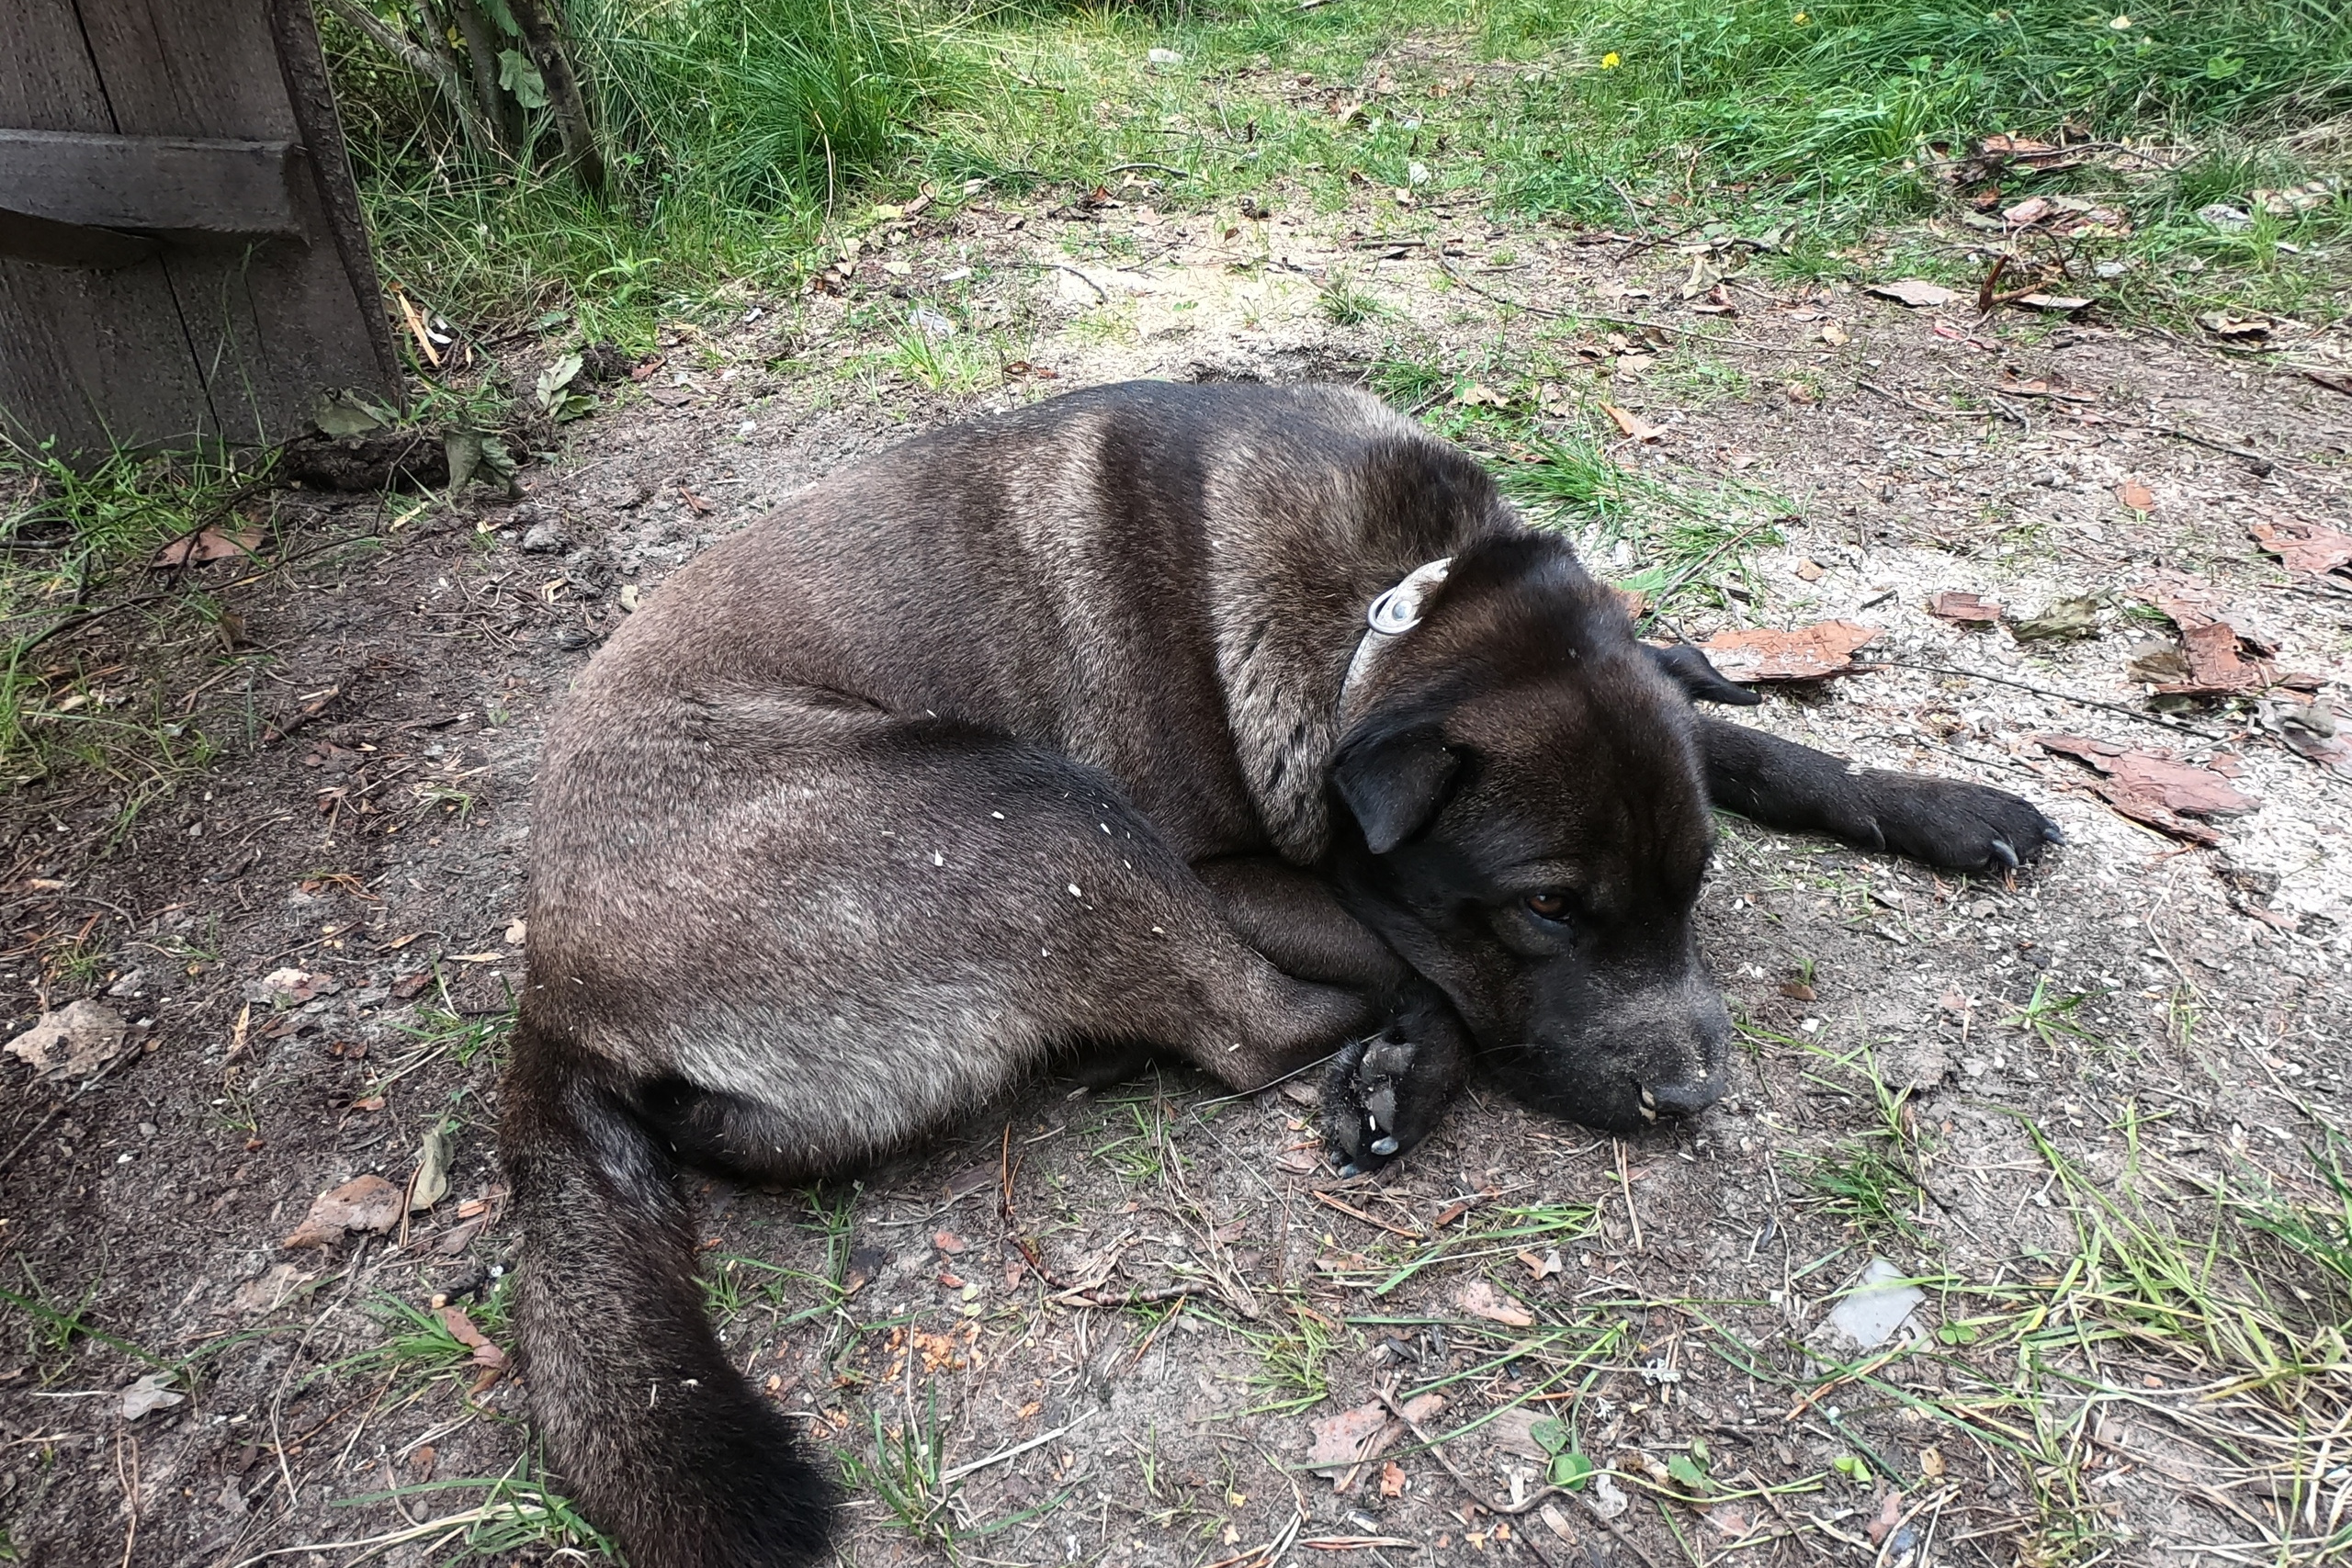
520, 521, 569, 554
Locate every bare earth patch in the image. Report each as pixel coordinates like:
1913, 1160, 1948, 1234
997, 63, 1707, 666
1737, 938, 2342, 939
6, 180, 2351, 1568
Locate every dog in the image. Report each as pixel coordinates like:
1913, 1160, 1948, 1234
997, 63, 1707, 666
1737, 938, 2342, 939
501, 380, 2057, 1566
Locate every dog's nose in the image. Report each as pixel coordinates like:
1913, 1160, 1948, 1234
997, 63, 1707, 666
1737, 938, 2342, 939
1641, 1075, 1725, 1121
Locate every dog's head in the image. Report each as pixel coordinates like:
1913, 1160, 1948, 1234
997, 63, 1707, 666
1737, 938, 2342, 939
1329, 534, 1754, 1134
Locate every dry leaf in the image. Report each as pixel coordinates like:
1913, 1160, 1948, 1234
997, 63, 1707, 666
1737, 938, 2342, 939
1306, 1404, 1390, 1472
1602, 403, 1665, 442
438, 1304, 508, 1371
232, 1263, 312, 1315
1379, 1461, 1407, 1497
2134, 568, 2224, 629
1819, 322, 1849, 345
2163, 622, 2265, 694
411, 1125, 452, 1212
1793, 559, 1824, 582
1919, 1446, 1946, 1480
1696, 620, 1881, 682
5, 998, 130, 1082
2035, 734, 2259, 845
119, 1372, 185, 1420
284, 1174, 403, 1248
2007, 597, 2101, 641
2015, 293, 2093, 312
2117, 478, 2155, 512
1928, 592, 2000, 624
153, 526, 260, 568
1458, 1279, 1535, 1327
1865, 1491, 1905, 1546
1866, 279, 1959, 308
1455, 382, 1510, 410
2250, 521, 2352, 576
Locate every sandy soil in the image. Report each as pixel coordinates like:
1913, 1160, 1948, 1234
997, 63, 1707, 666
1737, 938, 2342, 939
6, 175, 2351, 1568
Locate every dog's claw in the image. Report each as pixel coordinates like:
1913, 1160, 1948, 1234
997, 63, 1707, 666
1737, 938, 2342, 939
1989, 838, 2018, 870
2042, 820, 2065, 844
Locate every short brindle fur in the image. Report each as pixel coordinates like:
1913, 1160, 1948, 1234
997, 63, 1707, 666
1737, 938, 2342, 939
503, 382, 2057, 1565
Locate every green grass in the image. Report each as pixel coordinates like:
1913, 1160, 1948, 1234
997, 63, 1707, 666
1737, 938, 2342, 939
1238, 1300, 1339, 1414
0, 441, 263, 806
328, 0, 948, 333
330, 0, 2352, 333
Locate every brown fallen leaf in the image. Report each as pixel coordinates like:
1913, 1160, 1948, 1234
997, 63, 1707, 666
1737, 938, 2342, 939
2250, 520, 2352, 576
1306, 1404, 1391, 1473
1919, 1446, 1946, 1480
1696, 620, 1881, 682
153, 526, 260, 569
1866, 279, 1959, 309
933, 1230, 968, 1255
2034, 734, 2260, 845
1380, 1461, 1407, 1497
284, 1174, 403, 1248
1304, 1393, 1444, 1488
5, 998, 130, 1082
438, 1303, 508, 1371
1927, 591, 2001, 625
2161, 622, 2266, 695
2134, 568, 2225, 630
2117, 478, 2155, 512
1793, 559, 1824, 582
1780, 980, 1817, 1001
1602, 403, 1666, 442
1458, 1279, 1536, 1327
1865, 1491, 1905, 1546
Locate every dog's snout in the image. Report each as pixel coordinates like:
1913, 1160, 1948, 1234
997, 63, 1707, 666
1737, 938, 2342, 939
1643, 1074, 1726, 1120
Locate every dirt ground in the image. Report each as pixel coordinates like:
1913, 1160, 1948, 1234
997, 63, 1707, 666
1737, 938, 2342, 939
6, 171, 2352, 1568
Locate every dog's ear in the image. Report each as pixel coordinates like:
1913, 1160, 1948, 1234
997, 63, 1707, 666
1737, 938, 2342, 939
1332, 727, 1463, 854
1645, 644, 1762, 706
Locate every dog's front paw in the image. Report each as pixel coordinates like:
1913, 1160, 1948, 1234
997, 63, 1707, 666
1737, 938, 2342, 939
1863, 774, 2063, 874
1321, 1011, 1464, 1176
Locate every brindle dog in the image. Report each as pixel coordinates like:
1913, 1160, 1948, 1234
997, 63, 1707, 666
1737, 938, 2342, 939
502, 381, 2056, 1566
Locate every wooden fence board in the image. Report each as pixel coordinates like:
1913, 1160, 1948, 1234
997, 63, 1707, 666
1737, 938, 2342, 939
0, 0, 394, 460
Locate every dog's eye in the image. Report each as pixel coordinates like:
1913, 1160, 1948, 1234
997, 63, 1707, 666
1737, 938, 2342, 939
1524, 891, 1572, 920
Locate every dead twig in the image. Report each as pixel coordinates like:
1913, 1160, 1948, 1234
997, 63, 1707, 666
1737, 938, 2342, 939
1433, 256, 1780, 350
1854, 659, 2233, 743
1376, 1382, 1666, 1566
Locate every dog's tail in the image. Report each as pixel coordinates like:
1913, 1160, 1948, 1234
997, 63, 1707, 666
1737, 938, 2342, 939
501, 1021, 834, 1567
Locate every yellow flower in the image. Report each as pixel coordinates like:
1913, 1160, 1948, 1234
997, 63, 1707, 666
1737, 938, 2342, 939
1792, 10, 1809, 22
1600, 51, 1622, 68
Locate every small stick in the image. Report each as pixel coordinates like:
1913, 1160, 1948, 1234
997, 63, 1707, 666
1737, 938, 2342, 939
1376, 1384, 1665, 1568
1853, 658, 2234, 743
1433, 256, 1781, 350
1615, 1138, 1644, 1251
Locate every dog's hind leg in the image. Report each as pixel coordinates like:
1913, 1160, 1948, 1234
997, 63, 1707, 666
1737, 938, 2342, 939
514, 715, 1385, 1567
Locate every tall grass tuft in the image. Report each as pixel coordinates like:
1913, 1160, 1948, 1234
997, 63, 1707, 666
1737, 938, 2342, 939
328, 0, 948, 327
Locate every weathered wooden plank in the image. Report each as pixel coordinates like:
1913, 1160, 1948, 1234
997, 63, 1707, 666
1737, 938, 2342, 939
268, 0, 403, 398
0, 0, 219, 455
0, 210, 161, 269
0, 130, 300, 239
0, 0, 396, 458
